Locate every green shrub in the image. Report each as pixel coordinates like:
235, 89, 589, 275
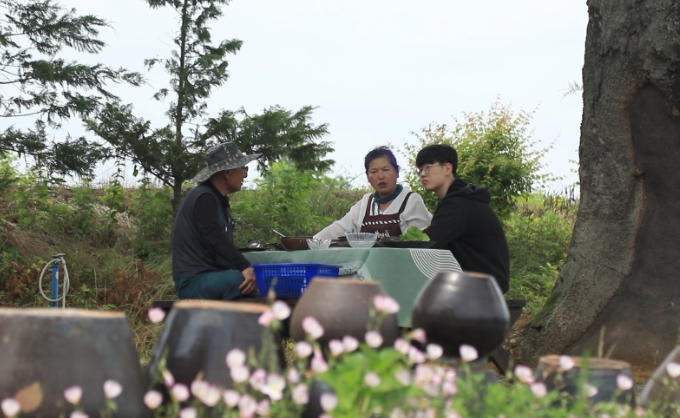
400, 100, 552, 221
230, 161, 363, 247
505, 193, 577, 311
131, 178, 174, 258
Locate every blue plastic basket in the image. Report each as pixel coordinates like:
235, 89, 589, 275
252, 263, 341, 297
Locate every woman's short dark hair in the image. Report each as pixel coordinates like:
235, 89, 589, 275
415, 144, 458, 175
364, 146, 399, 174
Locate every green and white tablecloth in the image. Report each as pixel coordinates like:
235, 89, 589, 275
243, 248, 461, 327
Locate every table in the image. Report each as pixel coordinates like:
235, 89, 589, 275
243, 247, 462, 327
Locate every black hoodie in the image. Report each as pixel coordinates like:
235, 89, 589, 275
424, 178, 510, 293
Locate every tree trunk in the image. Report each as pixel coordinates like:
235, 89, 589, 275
515, 0, 680, 371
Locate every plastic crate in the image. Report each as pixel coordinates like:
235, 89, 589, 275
252, 263, 341, 297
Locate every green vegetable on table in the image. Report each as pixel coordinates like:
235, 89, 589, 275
400, 226, 430, 241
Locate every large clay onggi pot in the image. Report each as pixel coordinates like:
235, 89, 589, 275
146, 300, 283, 391
534, 355, 635, 406
290, 278, 399, 348
411, 271, 509, 358
640, 345, 680, 414
0, 308, 148, 417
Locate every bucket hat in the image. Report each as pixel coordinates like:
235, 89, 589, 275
192, 142, 261, 183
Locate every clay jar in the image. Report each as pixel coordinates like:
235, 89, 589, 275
411, 271, 509, 359
146, 300, 283, 391
0, 308, 148, 417
534, 355, 635, 406
640, 345, 680, 414
290, 278, 399, 348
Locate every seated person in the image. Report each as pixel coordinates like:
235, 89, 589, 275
172, 142, 260, 300
416, 144, 510, 293
314, 146, 432, 240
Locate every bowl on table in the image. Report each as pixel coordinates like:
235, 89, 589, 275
307, 238, 332, 250
345, 232, 378, 249
280, 236, 313, 251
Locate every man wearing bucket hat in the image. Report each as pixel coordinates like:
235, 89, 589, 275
172, 142, 261, 300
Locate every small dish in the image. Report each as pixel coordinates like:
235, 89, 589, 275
307, 238, 332, 250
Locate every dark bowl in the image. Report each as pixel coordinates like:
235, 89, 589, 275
280, 236, 313, 251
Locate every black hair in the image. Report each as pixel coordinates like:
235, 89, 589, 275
364, 146, 399, 174
415, 144, 458, 175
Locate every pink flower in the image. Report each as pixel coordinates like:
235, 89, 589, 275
171, 383, 190, 402
238, 394, 257, 418
179, 407, 197, 418
320, 393, 338, 411
226, 348, 246, 369
287, 368, 300, 384
256, 399, 270, 416
162, 370, 175, 387
64, 385, 83, 404
1, 398, 20, 418
200, 385, 221, 407
394, 369, 411, 385
272, 301, 291, 320
530, 382, 547, 398
148, 307, 166, 323
223, 389, 240, 408
311, 349, 329, 373
585, 384, 598, 397
373, 294, 400, 314
342, 335, 359, 353
328, 339, 345, 357
394, 338, 410, 354
191, 380, 209, 398
408, 346, 426, 364
408, 328, 427, 343
292, 384, 309, 405
426, 344, 443, 360
365, 372, 381, 387
617, 374, 634, 391
295, 341, 313, 358
414, 364, 435, 386
559, 355, 575, 371
302, 316, 324, 340
260, 373, 286, 401
365, 330, 383, 348
103, 379, 123, 399
144, 390, 163, 410
459, 345, 478, 362
442, 379, 457, 396
230, 365, 250, 383
514, 365, 534, 383
258, 309, 275, 326
249, 369, 266, 391
70, 412, 89, 418
666, 362, 680, 378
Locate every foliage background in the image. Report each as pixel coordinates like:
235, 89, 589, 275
0, 142, 576, 362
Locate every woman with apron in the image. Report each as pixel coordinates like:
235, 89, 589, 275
314, 146, 432, 240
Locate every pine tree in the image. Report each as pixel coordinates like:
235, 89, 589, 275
86, 0, 334, 212
0, 0, 142, 177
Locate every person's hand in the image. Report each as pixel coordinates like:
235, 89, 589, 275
239, 267, 258, 295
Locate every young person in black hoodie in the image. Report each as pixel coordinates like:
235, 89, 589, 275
416, 144, 510, 293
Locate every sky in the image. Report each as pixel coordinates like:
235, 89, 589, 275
52, 0, 587, 190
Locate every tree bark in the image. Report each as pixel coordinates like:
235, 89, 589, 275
515, 0, 680, 371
